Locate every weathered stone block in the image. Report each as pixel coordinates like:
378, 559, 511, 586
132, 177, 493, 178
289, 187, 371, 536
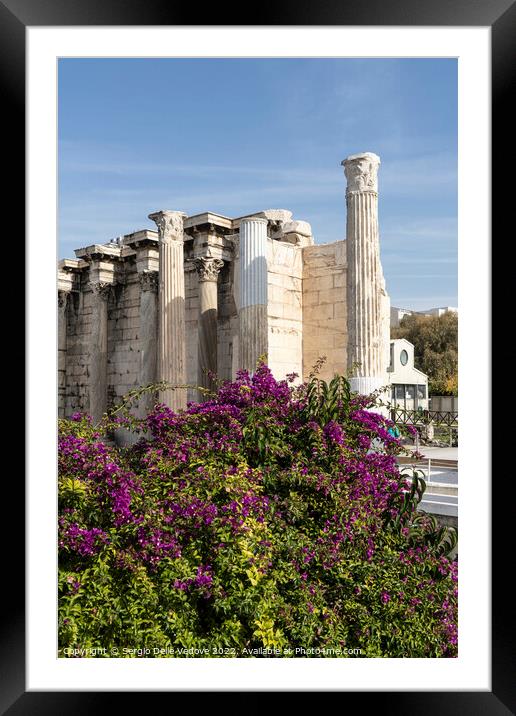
122, 329, 138, 341
303, 265, 339, 279
334, 241, 346, 266
267, 301, 285, 319
305, 303, 333, 321
318, 287, 344, 305
268, 285, 286, 304
333, 332, 348, 349
282, 302, 302, 321
125, 317, 140, 329
334, 302, 347, 320
333, 271, 347, 288
301, 290, 317, 307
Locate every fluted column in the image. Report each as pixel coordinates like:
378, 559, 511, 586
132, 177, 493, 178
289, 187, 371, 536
137, 270, 159, 415
88, 281, 111, 422
58, 290, 69, 418
148, 210, 187, 411
342, 152, 384, 396
238, 217, 268, 373
193, 254, 224, 394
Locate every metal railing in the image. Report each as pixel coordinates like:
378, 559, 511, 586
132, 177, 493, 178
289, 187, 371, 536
397, 455, 457, 479
390, 408, 458, 447
390, 408, 458, 427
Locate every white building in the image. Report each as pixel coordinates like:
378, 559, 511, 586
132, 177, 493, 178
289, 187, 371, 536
387, 338, 429, 411
422, 306, 458, 318
390, 305, 457, 328
390, 307, 415, 328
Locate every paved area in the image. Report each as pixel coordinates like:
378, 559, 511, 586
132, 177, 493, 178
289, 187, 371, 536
398, 445, 458, 486
405, 445, 458, 461
419, 493, 458, 518
400, 465, 458, 486
426, 468, 458, 485
398, 445, 459, 520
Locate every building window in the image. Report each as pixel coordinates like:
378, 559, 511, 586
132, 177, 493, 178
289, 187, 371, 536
395, 384, 405, 400
405, 385, 415, 400
400, 349, 409, 366
417, 385, 426, 400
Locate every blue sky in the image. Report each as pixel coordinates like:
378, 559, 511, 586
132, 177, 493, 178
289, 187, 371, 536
58, 58, 457, 311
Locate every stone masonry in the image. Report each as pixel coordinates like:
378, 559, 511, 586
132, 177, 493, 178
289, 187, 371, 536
58, 153, 392, 421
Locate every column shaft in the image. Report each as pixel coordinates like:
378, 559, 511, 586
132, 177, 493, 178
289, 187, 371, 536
149, 210, 187, 411
88, 283, 110, 422
342, 152, 384, 395
138, 271, 159, 416
239, 217, 268, 373
347, 191, 381, 376
194, 256, 224, 393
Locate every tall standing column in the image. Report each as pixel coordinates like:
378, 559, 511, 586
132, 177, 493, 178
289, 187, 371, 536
88, 281, 111, 422
137, 270, 159, 416
342, 152, 384, 396
193, 254, 224, 394
238, 217, 268, 373
58, 290, 69, 418
148, 210, 187, 411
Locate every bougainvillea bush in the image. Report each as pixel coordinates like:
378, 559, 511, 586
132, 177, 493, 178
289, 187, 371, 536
58, 364, 458, 658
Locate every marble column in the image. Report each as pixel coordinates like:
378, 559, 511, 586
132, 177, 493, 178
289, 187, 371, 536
238, 217, 268, 373
148, 210, 187, 411
342, 152, 384, 395
88, 281, 111, 422
193, 254, 224, 394
137, 270, 159, 415
58, 290, 69, 418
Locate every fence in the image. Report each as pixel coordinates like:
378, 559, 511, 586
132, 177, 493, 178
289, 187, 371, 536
429, 395, 458, 412
390, 408, 458, 446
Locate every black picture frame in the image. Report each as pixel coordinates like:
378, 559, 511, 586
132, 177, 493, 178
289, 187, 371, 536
5, 0, 512, 711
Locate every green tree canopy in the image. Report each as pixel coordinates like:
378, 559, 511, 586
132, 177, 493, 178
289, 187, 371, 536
392, 312, 458, 396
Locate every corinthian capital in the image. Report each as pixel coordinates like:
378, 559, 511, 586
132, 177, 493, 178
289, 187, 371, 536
148, 210, 187, 243
193, 256, 224, 282
342, 152, 380, 193
88, 281, 112, 300
139, 270, 159, 293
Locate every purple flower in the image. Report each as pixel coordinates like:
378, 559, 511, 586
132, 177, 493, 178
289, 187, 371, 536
59, 522, 109, 557
58, 363, 457, 657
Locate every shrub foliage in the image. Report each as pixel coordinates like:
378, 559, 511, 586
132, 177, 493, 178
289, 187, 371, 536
58, 364, 458, 657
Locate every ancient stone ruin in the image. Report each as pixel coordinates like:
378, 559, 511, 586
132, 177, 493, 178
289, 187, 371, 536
58, 152, 391, 424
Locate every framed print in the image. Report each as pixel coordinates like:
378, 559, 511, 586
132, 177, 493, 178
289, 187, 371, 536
3, 0, 512, 710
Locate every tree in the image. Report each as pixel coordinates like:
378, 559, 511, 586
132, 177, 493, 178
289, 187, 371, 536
392, 312, 458, 396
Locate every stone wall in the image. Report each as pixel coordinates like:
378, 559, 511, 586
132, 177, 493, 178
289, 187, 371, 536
266, 239, 303, 381
63, 285, 91, 416
184, 265, 199, 402
59, 193, 392, 420
107, 270, 141, 407
60, 234, 351, 420
301, 241, 347, 381
380, 283, 391, 375
61, 269, 143, 417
